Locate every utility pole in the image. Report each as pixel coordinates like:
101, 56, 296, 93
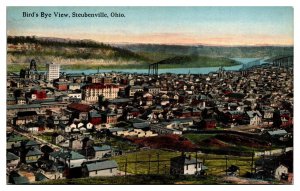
164, 164, 167, 175
251, 150, 254, 175
135, 153, 137, 174
85, 146, 88, 160
125, 157, 128, 177
148, 154, 151, 174
195, 151, 198, 172
225, 155, 228, 176
157, 153, 160, 174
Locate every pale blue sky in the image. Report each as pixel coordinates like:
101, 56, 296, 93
7, 7, 294, 45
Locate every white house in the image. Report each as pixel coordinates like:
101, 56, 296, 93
246, 111, 262, 126
93, 145, 112, 159
82, 160, 118, 177
7, 152, 20, 170
50, 150, 86, 169
170, 155, 204, 175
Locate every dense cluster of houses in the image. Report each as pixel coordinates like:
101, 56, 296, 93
6, 61, 293, 184
6, 132, 119, 184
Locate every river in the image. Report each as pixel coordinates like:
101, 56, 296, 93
61, 58, 264, 75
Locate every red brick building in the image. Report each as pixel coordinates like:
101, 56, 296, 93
199, 119, 217, 129
54, 82, 68, 91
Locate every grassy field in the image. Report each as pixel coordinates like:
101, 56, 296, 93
34, 174, 283, 185
113, 149, 182, 175
34, 174, 223, 185
183, 133, 266, 154
98, 136, 138, 152
112, 149, 255, 176
183, 133, 216, 143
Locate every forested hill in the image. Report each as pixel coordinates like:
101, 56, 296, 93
116, 43, 293, 58
7, 36, 148, 62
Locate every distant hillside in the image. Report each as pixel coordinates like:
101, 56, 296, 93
117, 44, 293, 59
8, 36, 289, 72
7, 36, 148, 67
154, 55, 240, 68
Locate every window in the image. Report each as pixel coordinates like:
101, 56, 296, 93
95, 171, 97, 174
186, 165, 188, 170
110, 168, 113, 173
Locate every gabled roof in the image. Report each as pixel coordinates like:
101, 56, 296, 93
7, 134, 27, 142
267, 129, 288, 136
26, 148, 43, 156
7, 152, 19, 161
93, 145, 111, 151
246, 111, 262, 118
85, 160, 118, 172
25, 140, 41, 147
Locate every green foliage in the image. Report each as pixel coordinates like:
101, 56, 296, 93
112, 149, 181, 175
112, 149, 256, 177
34, 174, 221, 185
155, 55, 240, 68
183, 134, 216, 143
121, 43, 294, 58
7, 36, 148, 62
36, 134, 52, 142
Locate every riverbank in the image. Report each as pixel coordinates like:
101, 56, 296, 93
7, 55, 241, 72
7, 62, 241, 73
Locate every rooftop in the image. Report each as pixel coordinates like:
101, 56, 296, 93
7, 152, 19, 161
85, 160, 118, 172
93, 145, 111, 151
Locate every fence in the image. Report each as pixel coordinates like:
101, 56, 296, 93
115, 152, 256, 176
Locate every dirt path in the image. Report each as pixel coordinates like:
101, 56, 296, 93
222, 176, 271, 184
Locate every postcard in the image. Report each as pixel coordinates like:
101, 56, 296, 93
6, 6, 293, 185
